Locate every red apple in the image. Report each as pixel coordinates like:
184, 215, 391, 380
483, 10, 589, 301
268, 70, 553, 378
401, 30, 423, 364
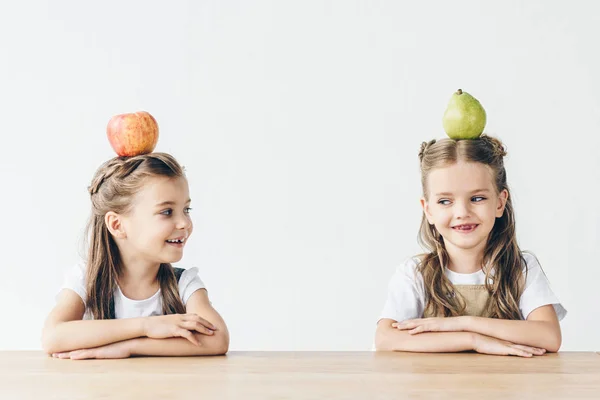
106, 111, 159, 157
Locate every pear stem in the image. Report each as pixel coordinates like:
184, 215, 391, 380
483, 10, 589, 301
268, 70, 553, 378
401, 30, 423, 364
457, 89, 463, 95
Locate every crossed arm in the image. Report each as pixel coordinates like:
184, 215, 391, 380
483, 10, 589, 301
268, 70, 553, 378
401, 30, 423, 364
375, 305, 561, 356
42, 288, 229, 359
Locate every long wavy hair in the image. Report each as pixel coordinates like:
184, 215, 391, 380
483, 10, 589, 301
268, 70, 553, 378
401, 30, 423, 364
85, 152, 186, 319
417, 135, 525, 319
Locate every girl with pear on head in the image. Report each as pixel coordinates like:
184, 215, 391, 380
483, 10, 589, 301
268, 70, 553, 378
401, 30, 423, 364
42, 112, 229, 359
375, 90, 566, 357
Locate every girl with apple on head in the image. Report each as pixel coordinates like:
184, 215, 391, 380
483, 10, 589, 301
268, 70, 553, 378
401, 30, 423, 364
42, 112, 229, 359
375, 90, 566, 356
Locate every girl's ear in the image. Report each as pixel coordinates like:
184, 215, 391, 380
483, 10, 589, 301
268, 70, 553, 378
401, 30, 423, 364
105, 211, 127, 239
420, 197, 434, 224
496, 189, 509, 218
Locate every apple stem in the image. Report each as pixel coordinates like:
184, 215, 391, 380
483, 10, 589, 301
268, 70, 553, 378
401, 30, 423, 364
457, 89, 463, 95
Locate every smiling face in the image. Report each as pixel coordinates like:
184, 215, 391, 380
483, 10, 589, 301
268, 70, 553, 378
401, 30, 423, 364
118, 175, 193, 265
421, 160, 508, 254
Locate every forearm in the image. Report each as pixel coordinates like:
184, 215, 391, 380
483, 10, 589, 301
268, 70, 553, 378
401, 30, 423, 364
376, 326, 475, 353
464, 316, 561, 352
130, 333, 229, 356
42, 318, 145, 354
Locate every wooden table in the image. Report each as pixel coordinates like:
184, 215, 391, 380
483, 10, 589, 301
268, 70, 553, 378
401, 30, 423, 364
1, 351, 598, 399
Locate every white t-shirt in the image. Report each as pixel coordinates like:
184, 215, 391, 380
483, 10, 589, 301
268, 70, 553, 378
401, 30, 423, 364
61, 263, 206, 319
380, 252, 567, 323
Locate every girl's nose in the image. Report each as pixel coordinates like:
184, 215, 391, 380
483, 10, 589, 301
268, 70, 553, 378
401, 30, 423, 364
177, 215, 192, 230
454, 200, 472, 218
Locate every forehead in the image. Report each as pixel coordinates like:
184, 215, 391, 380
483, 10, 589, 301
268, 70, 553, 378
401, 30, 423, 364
132, 176, 189, 206
427, 161, 495, 195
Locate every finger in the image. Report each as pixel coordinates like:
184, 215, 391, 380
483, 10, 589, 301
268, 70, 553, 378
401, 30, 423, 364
186, 314, 217, 331
176, 328, 200, 346
181, 320, 214, 335
194, 322, 215, 335
56, 352, 71, 359
512, 344, 545, 356
399, 320, 417, 326
189, 318, 216, 332
508, 347, 533, 358
525, 347, 546, 355
511, 344, 540, 353
396, 323, 414, 331
409, 326, 425, 335
70, 350, 93, 360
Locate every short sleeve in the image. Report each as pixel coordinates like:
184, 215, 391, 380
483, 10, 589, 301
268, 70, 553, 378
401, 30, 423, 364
519, 253, 567, 321
178, 267, 206, 305
60, 262, 88, 305
379, 258, 425, 323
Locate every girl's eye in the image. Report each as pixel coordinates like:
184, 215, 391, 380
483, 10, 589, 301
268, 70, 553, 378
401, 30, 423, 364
184, 207, 193, 214
438, 199, 451, 205
472, 196, 486, 202
160, 209, 173, 216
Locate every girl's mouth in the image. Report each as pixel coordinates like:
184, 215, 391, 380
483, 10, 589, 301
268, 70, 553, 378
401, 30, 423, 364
451, 224, 478, 233
166, 237, 186, 247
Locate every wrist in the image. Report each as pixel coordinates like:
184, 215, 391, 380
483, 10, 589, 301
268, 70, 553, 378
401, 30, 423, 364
469, 332, 480, 350
128, 337, 144, 356
137, 317, 149, 337
460, 316, 475, 331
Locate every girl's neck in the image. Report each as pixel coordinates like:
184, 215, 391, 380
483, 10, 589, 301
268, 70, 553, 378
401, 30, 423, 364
444, 242, 486, 274
117, 251, 161, 289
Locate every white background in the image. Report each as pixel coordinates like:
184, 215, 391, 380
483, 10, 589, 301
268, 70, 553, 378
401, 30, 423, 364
0, 0, 598, 351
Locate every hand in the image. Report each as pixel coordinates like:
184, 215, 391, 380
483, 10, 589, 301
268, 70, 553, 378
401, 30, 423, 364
392, 317, 468, 335
52, 341, 132, 360
143, 313, 217, 346
472, 333, 547, 357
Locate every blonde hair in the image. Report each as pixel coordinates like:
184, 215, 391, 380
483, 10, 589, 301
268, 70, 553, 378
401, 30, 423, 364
85, 152, 186, 319
417, 135, 525, 319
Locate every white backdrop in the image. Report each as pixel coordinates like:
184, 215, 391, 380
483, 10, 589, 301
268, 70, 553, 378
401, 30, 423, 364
0, 0, 598, 351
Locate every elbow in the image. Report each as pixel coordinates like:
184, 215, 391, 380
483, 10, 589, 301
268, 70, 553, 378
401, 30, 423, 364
545, 333, 562, 353
41, 324, 72, 355
41, 329, 59, 355
542, 323, 562, 353
207, 333, 229, 356
545, 342, 561, 353
215, 344, 229, 356
41, 341, 54, 356
374, 328, 395, 352
375, 340, 392, 352
214, 336, 229, 355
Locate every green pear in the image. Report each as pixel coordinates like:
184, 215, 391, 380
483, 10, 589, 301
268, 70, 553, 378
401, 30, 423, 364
442, 89, 486, 140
